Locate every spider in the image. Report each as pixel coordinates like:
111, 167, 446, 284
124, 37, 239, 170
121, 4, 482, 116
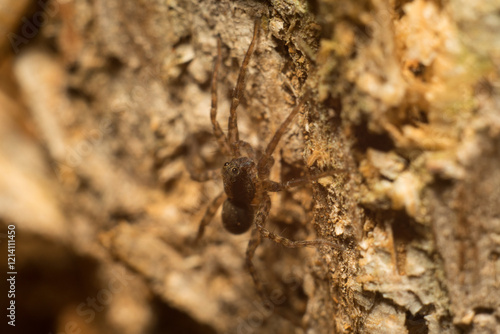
190, 18, 339, 306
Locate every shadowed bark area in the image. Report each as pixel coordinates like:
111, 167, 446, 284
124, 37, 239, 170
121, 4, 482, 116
0, 0, 499, 333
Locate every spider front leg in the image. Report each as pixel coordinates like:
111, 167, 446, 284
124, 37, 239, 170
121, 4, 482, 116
187, 168, 221, 182
257, 91, 310, 179
227, 18, 260, 158
235, 140, 257, 160
210, 37, 231, 156
185, 135, 222, 182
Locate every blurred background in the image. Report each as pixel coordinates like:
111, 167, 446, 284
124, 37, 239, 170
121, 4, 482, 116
1, 0, 500, 333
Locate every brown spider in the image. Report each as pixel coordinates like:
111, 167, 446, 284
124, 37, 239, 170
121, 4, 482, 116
191, 19, 339, 304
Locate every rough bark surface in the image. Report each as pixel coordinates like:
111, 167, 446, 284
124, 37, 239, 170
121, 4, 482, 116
1, 0, 499, 333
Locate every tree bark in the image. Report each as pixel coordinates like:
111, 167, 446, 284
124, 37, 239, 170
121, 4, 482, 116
1, 0, 499, 333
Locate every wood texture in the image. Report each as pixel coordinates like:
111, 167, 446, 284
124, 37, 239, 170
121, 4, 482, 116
1, 0, 499, 333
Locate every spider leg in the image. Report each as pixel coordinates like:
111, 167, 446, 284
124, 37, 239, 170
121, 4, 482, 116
210, 37, 231, 156
255, 193, 342, 250
185, 137, 222, 182
235, 140, 256, 160
263, 169, 346, 192
257, 91, 310, 179
245, 227, 265, 299
228, 18, 260, 158
195, 191, 226, 243
188, 169, 221, 182
245, 207, 306, 328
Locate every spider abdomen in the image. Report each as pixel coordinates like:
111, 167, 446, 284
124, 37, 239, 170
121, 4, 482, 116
222, 200, 253, 234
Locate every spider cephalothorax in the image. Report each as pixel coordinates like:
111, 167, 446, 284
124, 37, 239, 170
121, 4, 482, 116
221, 157, 256, 234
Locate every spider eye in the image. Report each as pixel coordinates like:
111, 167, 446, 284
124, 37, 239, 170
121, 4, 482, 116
224, 162, 230, 166
231, 167, 238, 174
